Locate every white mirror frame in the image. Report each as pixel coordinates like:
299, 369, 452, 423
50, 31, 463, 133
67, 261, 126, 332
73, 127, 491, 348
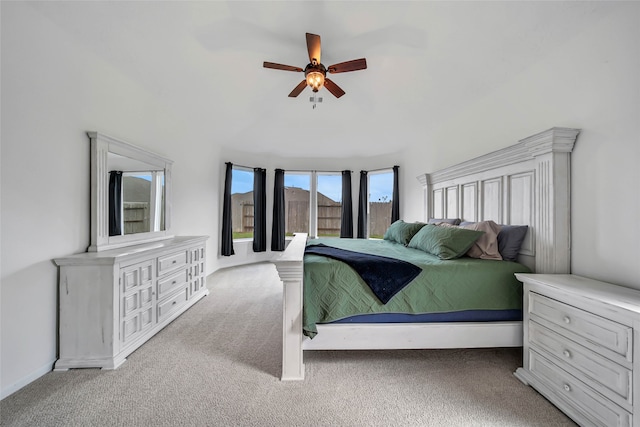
87, 131, 173, 252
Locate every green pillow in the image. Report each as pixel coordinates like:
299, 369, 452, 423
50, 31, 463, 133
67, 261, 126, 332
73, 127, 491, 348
383, 220, 427, 246
407, 224, 484, 260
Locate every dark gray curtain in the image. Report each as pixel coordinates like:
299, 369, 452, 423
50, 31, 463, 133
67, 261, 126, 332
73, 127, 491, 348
391, 165, 400, 223
340, 170, 353, 238
271, 168, 285, 251
357, 170, 368, 238
221, 162, 234, 256
253, 168, 267, 252
108, 171, 123, 236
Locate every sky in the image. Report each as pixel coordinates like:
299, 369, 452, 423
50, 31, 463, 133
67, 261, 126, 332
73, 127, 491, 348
231, 169, 393, 203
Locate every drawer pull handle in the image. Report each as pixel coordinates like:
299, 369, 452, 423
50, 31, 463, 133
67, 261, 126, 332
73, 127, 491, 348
563, 384, 571, 392
563, 316, 571, 324
172, 281, 176, 284
172, 260, 177, 264
563, 350, 571, 358
172, 301, 177, 305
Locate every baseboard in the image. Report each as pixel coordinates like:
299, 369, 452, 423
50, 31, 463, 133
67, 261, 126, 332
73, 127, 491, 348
1, 359, 54, 400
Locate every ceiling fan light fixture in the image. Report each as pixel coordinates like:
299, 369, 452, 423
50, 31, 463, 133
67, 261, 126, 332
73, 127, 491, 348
306, 70, 325, 92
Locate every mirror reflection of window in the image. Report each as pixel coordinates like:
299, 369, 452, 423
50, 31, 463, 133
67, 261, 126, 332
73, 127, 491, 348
121, 171, 165, 235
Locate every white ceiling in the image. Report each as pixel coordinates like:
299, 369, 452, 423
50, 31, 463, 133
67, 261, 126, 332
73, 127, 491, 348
27, 1, 610, 158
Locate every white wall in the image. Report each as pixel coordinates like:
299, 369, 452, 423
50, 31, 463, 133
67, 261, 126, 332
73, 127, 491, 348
2, 1, 639, 399
402, 3, 640, 290
0, 3, 219, 397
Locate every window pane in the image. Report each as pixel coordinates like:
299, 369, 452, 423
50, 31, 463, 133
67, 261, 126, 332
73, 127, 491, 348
317, 174, 342, 237
369, 171, 393, 239
231, 168, 254, 239
284, 173, 310, 236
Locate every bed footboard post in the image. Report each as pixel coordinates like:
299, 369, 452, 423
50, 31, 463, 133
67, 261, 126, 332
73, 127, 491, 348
272, 233, 307, 381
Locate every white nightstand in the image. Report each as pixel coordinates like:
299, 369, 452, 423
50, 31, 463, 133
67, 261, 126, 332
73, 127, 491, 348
515, 273, 640, 427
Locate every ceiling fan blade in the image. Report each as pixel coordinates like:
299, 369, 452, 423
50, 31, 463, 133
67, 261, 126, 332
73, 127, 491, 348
263, 62, 303, 72
288, 80, 308, 98
306, 33, 321, 65
327, 58, 367, 74
323, 78, 345, 98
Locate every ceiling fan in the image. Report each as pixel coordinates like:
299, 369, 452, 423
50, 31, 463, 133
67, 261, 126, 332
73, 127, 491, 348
263, 33, 367, 99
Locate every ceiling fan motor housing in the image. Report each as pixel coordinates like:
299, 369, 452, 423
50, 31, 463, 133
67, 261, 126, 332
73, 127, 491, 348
304, 63, 326, 92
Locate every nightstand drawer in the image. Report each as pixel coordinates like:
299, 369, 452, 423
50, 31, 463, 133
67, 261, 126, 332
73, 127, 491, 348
529, 292, 631, 361
530, 320, 632, 407
529, 350, 631, 427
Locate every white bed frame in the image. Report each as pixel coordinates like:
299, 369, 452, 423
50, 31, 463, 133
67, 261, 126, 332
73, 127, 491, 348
273, 127, 580, 380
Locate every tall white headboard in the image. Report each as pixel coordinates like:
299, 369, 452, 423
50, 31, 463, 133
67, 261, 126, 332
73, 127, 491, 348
417, 127, 580, 274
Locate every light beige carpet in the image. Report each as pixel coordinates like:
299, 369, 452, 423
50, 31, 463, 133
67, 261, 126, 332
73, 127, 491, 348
1, 262, 576, 426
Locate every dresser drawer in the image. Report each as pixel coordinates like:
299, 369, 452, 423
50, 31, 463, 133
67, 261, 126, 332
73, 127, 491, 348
157, 250, 188, 275
157, 287, 188, 322
530, 320, 632, 407
529, 292, 632, 361
157, 269, 188, 300
529, 350, 631, 427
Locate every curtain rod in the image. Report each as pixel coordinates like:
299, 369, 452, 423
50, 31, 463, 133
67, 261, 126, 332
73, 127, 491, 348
229, 165, 348, 173
282, 169, 353, 174
229, 163, 395, 174
227, 162, 265, 171
364, 165, 399, 173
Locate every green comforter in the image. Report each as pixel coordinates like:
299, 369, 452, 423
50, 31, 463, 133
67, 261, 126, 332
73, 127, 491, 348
303, 238, 530, 337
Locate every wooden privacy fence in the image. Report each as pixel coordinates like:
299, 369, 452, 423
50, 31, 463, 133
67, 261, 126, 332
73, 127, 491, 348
284, 203, 341, 236
235, 202, 342, 236
316, 205, 341, 236
231, 194, 391, 238
123, 202, 149, 234
369, 202, 392, 238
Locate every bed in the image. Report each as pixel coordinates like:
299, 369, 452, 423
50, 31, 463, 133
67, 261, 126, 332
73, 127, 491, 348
273, 127, 580, 380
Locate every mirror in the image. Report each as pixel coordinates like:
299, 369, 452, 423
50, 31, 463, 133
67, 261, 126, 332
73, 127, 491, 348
122, 171, 165, 234
108, 152, 165, 235
88, 132, 173, 252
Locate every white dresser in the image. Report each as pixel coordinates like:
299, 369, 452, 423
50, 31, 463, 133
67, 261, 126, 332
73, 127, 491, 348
515, 273, 640, 427
54, 236, 208, 370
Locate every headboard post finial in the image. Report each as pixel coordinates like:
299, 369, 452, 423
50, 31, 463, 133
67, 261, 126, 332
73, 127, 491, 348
522, 127, 580, 158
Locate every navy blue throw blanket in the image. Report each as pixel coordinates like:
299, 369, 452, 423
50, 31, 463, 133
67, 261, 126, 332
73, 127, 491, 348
304, 243, 422, 304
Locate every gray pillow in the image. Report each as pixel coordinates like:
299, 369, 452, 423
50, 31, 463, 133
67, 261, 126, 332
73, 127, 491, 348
497, 225, 529, 261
